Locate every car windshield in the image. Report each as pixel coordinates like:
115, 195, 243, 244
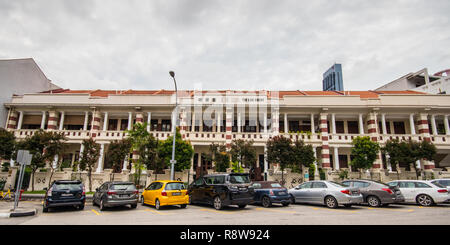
111, 184, 136, 191
165, 182, 186, 190
328, 181, 346, 188
229, 174, 250, 184
54, 183, 82, 191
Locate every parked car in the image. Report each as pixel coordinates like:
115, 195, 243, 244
188, 173, 255, 210
141, 180, 189, 210
288, 180, 363, 208
43, 180, 85, 213
387, 180, 450, 206
93, 181, 139, 210
430, 179, 450, 193
341, 179, 405, 207
250, 181, 290, 207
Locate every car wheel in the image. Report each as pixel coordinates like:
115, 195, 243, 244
131, 204, 137, 209
343, 204, 352, 208
262, 196, 272, 208
290, 195, 295, 204
42, 206, 48, 213
325, 196, 338, 209
155, 199, 161, 210
79, 205, 85, 210
180, 204, 187, 209
282, 202, 290, 207
141, 196, 145, 206
367, 196, 381, 207
238, 204, 247, 209
100, 199, 106, 211
213, 196, 223, 210
417, 194, 433, 206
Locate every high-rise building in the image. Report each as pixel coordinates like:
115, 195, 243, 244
323, 63, 344, 91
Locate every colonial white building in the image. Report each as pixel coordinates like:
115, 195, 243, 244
3, 89, 450, 183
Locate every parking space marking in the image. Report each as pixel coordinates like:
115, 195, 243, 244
309, 207, 358, 213
255, 207, 297, 214
198, 208, 249, 214
367, 207, 414, 212
145, 209, 170, 215
91, 209, 101, 216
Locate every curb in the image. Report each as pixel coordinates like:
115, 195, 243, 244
0, 208, 37, 218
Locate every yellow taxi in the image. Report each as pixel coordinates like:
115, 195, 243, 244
141, 180, 189, 210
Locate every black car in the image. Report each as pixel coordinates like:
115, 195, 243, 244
93, 181, 139, 210
250, 181, 291, 207
188, 173, 255, 210
43, 180, 85, 212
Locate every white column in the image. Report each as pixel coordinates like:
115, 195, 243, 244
333, 147, 339, 170
409, 113, 416, 135
358, 113, 364, 135
313, 147, 319, 176
79, 144, 85, 159
41, 111, 47, 129
284, 113, 288, 133
431, 114, 437, 135
386, 154, 392, 172
331, 113, 336, 134
264, 145, 268, 180
445, 115, 450, 135
17, 111, 24, 130
217, 112, 221, 132
192, 112, 196, 132
59, 111, 65, 130
381, 113, 387, 135
83, 111, 89, 130
237, 112, 241, 133
103, 112, 108, 131
123, 155, 129, 171
96, 143, 105, 173
310, 113, 315, 133
128, 112, 133, 130
147, 112, 151, 132
52, 155, 59, 169
263, 112, 267, 134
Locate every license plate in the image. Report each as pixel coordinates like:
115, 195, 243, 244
278, 192, 286, 195
61, 193, 72, 197
120, 194, 129, 198
172, 192, 181, 196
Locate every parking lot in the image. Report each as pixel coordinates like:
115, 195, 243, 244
1, 200, 450, 225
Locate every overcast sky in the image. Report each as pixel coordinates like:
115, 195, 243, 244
1, 0, 449, 91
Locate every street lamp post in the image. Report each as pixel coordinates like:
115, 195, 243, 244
169, 71, 177, 180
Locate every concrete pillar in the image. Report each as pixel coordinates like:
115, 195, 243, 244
263, 112, 267, 134
47, 111, 59, 130
381, 113, 387, 135
128, 112, 133, 130
358, 113, 364, 135
225, 105, 233, 149
310, 113, 315, 133
409, 113, 416, 135
147, 112, 151, 132
237, 112, 241, 133
17, 111, 24, 130
264, 145, 268, 180
417, 113, 434, 172
320, 113, 331, 169
333, 147, 339, 170
41, 111, 47, 129
103, 112, 108, 131
386, 154, 392, 172
59, 111, 65, 130
217, 112, 221, 132
96, 143, 105, 173
271, 107, 279, 136
331, 113, 336, 134
430, 114, 437, 135
52, 155, 59, 169
445, 115, 450, 135
6, 110, 18, 130
313, 147, 319, 178
284, 113, 288, 133
79, 144, 85, 160
83, 111, 89, 131
368, 112, 382, 171
123, 155, 129, 171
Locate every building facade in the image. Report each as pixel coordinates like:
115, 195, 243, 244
0, 58, 60, 128
323, 64, 344, 91
3, 89, 450, 184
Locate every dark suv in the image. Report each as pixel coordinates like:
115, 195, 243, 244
188, 173, 255, 210
43, 180, 86, 212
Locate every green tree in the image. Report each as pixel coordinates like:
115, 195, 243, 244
107, 139, 132, 181
46, 131, 68, 188
158, 128, 194, 172
350, 136, 380, 179
126, 123, 151, 186
292, 139, 316, 170
79, 138, 100, 192
266, 136, 295, 186
140, 134, 164, 180
208, 143, 230, 173
0, 128, 16, 163
230, 139, 256, 169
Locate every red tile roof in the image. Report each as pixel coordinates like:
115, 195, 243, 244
41, 89, 427, 99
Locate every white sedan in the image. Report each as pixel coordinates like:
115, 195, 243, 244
387, 180, 450, 206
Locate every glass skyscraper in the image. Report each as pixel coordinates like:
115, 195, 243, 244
323, 63, 344, 91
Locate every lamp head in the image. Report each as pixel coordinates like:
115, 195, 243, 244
169, 71, 175, 78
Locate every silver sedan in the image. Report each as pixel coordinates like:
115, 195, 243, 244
288, 181, 363, 208
387, 180, 450, 206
